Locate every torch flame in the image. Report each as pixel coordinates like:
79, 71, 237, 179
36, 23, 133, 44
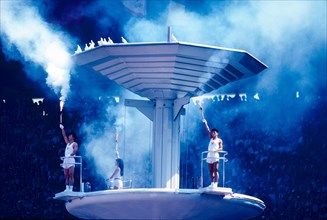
197, 100, 203, 109
59, 98, 65, 112
115, 131, 119, 142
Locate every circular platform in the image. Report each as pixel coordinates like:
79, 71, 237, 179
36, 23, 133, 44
54, 188, 265, 219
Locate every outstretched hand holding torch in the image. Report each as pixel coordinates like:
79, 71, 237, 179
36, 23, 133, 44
198, 101, 210, 136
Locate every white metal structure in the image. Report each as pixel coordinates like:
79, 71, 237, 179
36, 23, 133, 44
73, 41, 267, 189
56, 37, 269, 219
54, 187, 265, 219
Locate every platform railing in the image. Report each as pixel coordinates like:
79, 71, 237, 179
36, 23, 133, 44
200, 151, 228, 188
106, 179, 133, 190
60, 156, 83, 192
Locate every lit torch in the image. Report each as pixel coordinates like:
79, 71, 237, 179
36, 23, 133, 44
197, 99, 205, 121
197, 99, 203, 110
59, 98, 65, 124
115, 131, 119, 150
115, 130, 120, 158
115, 131, 119, 143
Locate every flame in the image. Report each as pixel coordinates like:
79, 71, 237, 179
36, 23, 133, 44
197, 100, 202, 109
115, 132, 119, 142
60, 98, 65, 112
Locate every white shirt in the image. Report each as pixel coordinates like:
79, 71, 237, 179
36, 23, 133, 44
207, 138, 220, 164
62, 142, 76, 169
112, 167, 122, 179
111, 166, 123, 189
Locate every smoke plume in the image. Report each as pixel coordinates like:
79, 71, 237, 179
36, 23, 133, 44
80, 91, 152, 188
0, 1, 73, 100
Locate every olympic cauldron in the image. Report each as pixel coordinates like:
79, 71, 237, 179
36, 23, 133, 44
55, 37, 268, 219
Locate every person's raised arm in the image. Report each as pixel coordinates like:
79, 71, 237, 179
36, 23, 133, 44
115, 150, 120, 159
60, 124, 68, 144
200, 106, 211, 138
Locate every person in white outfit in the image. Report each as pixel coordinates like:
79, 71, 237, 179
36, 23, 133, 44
200, 106, 223, 188
109, 158, 124, 189
60, 124, 78, 192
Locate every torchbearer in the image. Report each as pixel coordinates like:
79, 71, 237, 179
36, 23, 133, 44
108, 130, 124, 189
108, 158, 124, 190
199, 102, 223, 188
60, 124, 78, 192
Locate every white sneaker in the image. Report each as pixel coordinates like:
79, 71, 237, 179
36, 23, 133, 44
64, 186, 69, 192
214, 182, 218, 188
